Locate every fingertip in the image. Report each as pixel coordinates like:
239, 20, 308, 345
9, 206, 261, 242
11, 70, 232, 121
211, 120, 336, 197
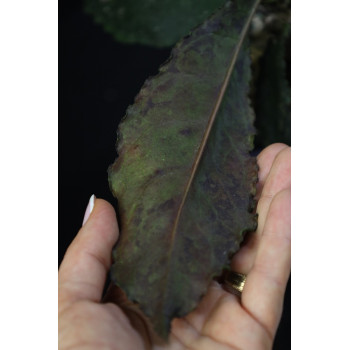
256, 144, 290, 200
257, 144, 289, 188
261, 147, 291, 197
257, 143, 289, 162
83, 197, 119, 243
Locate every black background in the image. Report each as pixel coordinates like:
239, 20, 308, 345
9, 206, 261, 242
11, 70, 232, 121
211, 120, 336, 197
59, 1, 290, 347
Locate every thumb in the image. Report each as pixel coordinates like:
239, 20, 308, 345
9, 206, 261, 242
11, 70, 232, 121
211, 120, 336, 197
58, 195, 119, 314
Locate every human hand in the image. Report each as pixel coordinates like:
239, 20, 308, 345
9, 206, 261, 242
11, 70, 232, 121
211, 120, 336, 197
58, 143, 291, 350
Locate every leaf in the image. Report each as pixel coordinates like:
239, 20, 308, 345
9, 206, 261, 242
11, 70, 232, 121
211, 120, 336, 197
108, 0, 260, 339
85, 0, 226, 47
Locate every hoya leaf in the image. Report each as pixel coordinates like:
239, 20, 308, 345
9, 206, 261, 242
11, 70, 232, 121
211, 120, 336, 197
85, 0, 226, 47
108, 0, 260, 339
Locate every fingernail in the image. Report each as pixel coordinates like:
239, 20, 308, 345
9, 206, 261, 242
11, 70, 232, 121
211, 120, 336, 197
82, 194, 95, 226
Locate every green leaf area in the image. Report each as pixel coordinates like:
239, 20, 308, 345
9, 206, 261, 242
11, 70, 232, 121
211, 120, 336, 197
85, 0, 226, 47
108, 0, 259, 339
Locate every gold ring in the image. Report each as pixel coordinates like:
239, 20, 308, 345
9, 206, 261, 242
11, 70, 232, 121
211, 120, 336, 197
223, 271, 247, 297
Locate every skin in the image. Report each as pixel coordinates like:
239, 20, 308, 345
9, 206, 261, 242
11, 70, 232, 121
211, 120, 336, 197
58, 143, 291, 350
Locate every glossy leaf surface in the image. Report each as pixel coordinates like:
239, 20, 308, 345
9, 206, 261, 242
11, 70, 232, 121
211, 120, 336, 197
85, 0, 226, 47
108, 0, 260, 339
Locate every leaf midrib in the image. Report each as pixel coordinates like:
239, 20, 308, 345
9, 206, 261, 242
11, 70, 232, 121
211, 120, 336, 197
160, 0, 261, 316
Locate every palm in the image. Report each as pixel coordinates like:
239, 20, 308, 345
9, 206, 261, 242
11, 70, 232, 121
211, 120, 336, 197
59, 144, 290, 350
156, 281, 273, 350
